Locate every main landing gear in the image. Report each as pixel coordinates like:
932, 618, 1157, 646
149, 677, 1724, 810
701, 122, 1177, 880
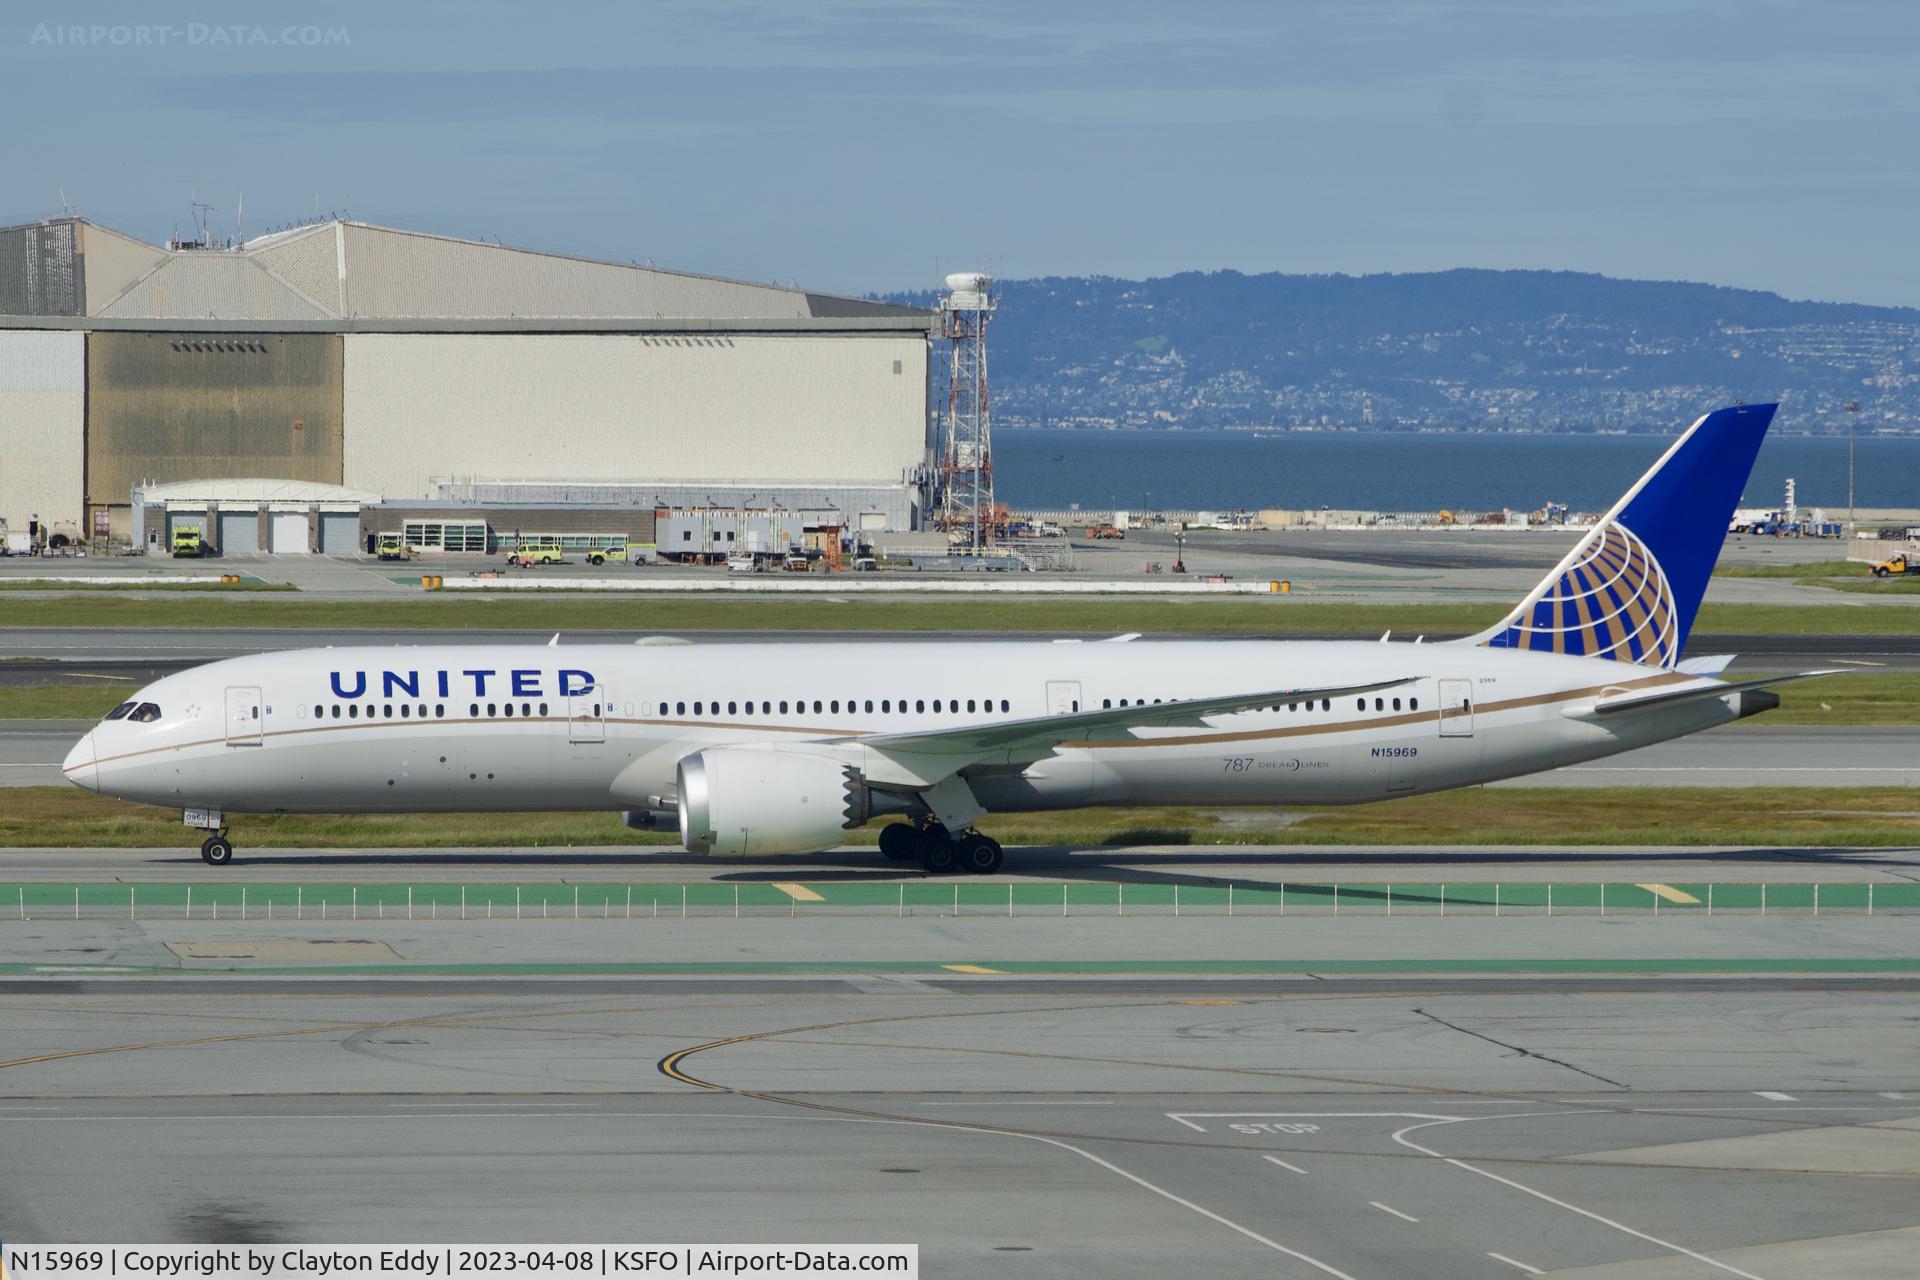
878, 821, 1003, 876
199, 832, 234, 865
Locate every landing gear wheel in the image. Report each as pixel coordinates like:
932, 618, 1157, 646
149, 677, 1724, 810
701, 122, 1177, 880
921, 841, 959, 875
200, 834, 234, 866
878, 822, 918, 860
956, 833, 1003, 875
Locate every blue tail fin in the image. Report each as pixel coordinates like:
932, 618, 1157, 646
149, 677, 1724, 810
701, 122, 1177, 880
1468, 403, 1776, 668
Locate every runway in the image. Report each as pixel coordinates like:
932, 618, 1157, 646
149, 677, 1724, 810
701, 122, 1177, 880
2, 973, 1917, 1274
4, 721, 1912, 789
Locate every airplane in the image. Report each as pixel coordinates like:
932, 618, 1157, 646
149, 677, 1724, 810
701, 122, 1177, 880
63, 402, 1828, 873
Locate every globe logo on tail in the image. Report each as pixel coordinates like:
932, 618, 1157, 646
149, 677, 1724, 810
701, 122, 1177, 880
1485, 521, 1680, 668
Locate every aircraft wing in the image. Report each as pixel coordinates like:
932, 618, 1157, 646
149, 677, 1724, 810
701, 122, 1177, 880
1581, 669, 1842, 717
847, 675, 1418, 786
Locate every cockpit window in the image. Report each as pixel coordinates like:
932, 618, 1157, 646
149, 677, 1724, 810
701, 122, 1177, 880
128, 703, 161, 723
104, 701, 137, 721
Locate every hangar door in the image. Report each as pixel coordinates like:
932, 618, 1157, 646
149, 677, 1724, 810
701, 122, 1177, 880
218, 511, 258, 554
270, 512, 309, 554
318, 512, 359, 554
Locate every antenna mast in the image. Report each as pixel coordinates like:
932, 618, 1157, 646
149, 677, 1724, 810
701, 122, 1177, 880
937, 271, 996, 550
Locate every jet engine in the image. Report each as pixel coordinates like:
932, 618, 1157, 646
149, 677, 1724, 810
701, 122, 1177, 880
677, 746, 872, 857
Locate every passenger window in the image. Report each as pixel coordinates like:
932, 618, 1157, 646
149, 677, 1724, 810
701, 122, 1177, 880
831, 700, 840, 713
1103, 699, 1112, 709
1321, 699, 1330, 711
762, 701, 771, 714
487, 703, 497, 716
694, 702, 703, 715
813, 700, 823, 713
1287, 702, 1297, 712
469, 703, 478, 717
676, 701, 686, 715
778, 700, 788, 714
881, 699, 890, 712
1000, 699, 1009, 712
349, 705, 360, 719
728, 701, 738, 715
311, 704, 322, 718
522, 702, 532, 717
1375, 698, 1384, 711
400, 705, 411, 718
915, 699, 925, 713
1356, 699, 1365, 711
864, 699, 873, 712
967, 699, 977, 712
504, 703, 514, 718
331, 706, 341, 719
932, 699, 942, 713
104, 701, 136, 721
437, 704, 445, 717
1392, 697, 1402, 711
1410, 698, 1419, 711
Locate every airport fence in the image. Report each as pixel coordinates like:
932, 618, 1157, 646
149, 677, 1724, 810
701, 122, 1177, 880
4, 880, 1919, 922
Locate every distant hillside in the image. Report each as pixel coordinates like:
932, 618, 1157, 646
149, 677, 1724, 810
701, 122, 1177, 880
881, 269, 1920, 432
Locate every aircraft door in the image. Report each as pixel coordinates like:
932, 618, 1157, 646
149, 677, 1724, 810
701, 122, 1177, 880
225, 686, 263, 746
1437, 678, 1474, 737
568, 684, 606, 744
1045, 680, 1082, 715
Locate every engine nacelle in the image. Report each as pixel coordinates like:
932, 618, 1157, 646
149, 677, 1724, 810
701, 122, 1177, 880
677, 747, 866, 857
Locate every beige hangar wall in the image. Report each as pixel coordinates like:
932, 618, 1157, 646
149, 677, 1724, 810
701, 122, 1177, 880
342, 333, 928, 498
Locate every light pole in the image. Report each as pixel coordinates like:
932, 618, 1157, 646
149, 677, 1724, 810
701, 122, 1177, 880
1846, 400, 1860, 538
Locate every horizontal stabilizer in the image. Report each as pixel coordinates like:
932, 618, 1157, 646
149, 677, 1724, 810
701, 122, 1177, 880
1676, 654, 1738, 676
1582, 669, 1841, 717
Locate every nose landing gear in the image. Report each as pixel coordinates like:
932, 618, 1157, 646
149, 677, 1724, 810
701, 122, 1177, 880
199, 833, 234, 865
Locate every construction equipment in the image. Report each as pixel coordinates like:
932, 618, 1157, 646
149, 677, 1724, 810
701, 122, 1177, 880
171, 524, 205, 558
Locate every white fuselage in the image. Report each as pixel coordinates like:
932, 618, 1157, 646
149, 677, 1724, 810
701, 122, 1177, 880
64, 639, 1742, 841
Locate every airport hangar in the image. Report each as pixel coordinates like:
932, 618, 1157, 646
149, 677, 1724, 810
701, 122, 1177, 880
0, 216, 937, 553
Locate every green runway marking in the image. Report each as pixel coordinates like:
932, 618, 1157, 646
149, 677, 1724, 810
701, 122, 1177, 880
6, 879, 1919, 921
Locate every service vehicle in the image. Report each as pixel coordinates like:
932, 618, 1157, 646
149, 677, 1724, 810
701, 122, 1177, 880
171, 525, 205, 558
1871, 552, 1920, 577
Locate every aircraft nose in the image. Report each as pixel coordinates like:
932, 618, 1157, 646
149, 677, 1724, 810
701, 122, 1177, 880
62, 730, 99, 792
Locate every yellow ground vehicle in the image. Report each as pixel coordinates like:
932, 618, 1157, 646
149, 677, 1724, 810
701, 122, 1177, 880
1871, 553, 1920, 577
585, 544, 626, 566
171, 525, 205, 558
376, 535, 412, 562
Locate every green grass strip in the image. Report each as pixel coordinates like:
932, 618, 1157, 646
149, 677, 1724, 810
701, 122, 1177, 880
5, 593, 1920, 634
8, 785, 1920, 848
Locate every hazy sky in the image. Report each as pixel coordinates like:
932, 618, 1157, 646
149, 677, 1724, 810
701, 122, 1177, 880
4, 1, 1916, 305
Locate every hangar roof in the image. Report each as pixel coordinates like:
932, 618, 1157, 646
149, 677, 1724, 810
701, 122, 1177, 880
0, 217, 928, 329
